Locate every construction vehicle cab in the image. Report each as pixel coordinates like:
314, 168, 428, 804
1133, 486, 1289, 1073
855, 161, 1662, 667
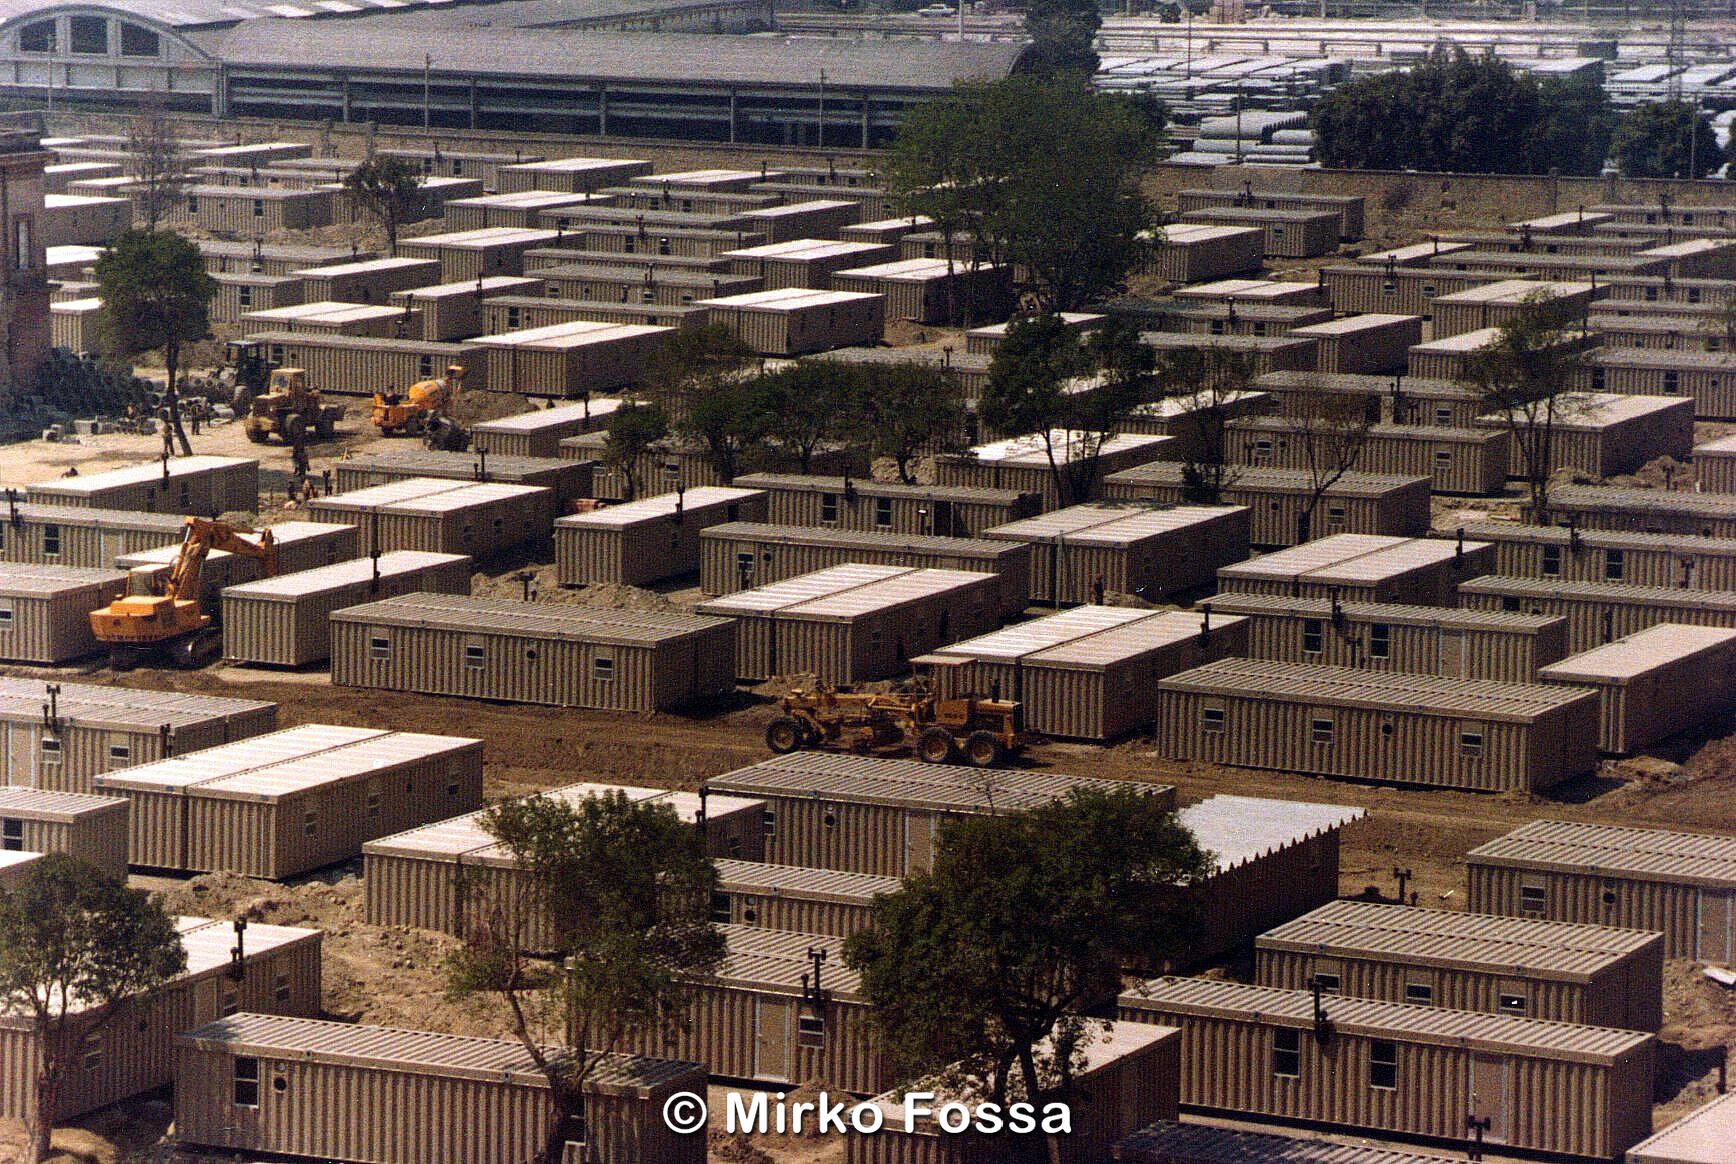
372, 365, 466, 438
232, 342, 345, 445
765, 686, 1026, 767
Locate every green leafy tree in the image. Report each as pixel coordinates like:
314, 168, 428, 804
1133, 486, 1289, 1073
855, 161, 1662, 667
93, 229, 218, 457
1460, 291, 1591, 523
344, 156, 427, 255
1155, 345, 1257, 504
1283, 384, 1378, 544
845, 788, 1211, 1162
603, 401, 668, 502
448, 790, 725, 1164
888, 78, 1155, 313
757, 362, 861, 473
1527, 75, 1617, 178
1021, 0, 1101, 78
642, 325, 767, 480
1610, 100, 1722, 179
0, 855, 187, 1163
125, 96, 190, 231
853, 362, 970, 484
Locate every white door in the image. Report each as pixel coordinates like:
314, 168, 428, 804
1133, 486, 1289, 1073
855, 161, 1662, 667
1470, 1053, 1510, 1144
904, 812, 938, 875
1439, 631, 1466, 679
100, 530, 125, 568
6, 724, 35, 787
754, 996, 792, 1082
1699, 889, 1734, 964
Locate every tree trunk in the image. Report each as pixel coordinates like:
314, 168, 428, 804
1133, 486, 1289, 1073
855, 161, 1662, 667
1013, 1044, 1060, 1164
31, 1067, 58, 1163
164, 346, 193, 457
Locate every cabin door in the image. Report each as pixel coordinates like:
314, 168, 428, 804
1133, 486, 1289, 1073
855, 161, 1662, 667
904, 812, 938, 875
1699, 889, 1734, 964
100, 530, 125, 566
1469, 1053, 1510, 1145
1439, 631, 1466, 679
754, 996, 793, 1082
5, 724, 35, 787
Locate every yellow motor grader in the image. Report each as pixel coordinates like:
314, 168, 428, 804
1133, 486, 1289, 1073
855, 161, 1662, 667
764, 686, 1027, 768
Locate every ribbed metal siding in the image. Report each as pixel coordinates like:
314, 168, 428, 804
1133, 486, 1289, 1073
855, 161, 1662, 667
748, 484, 1039, 539
27, 461, 259, 517
222, 555, 472, 666
2, 807, 128, 878
1231, 610, 1566, 683
1192, 833, 1341, 966
1459, 584, 1736, 653
1102, 476, 1431, 548
0, 578, 124, 663
248, 332, 487, 396
1467, 862, 1714, 960
555, 493, 767, 587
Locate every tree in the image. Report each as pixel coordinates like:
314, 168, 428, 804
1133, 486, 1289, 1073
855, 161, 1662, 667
888, 79, 1155, 313
845, 788, 1211, 1163
853, 362, 969, 484
343, 156, 426, 255
1155, 345, 1257, 505
602, 401, 668, 502
93, 229, 218, 457
1460, 291, 1591, 524
643, 326, 766, 480
1282, 385, 1377, 544
125, 96, 190, 230
0, 855, 187, 1163
447, 790, 725, 1164
1313, 49, 1613, 176
757, 362, 861, 473
1021, 0, 1101, 78
1610, 100, 1722, 179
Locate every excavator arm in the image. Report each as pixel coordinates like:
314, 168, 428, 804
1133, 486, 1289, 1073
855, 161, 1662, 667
94, 519, 280, 668
164, 518, 278, 602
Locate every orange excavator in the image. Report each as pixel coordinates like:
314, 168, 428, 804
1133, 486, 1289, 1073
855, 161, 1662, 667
90, 518, 278, 669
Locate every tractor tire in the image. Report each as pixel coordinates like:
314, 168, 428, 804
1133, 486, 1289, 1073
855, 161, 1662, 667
243, 425, 270, 444
765, 717, 805, 755
281, 414, 309, 444
963, 731, 1005, 768
404, 414, 426, 438
915, 727, 956, 765
315, 410, 337, 439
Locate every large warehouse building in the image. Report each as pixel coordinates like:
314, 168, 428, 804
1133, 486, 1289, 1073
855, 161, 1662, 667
0, 0, 1028, 146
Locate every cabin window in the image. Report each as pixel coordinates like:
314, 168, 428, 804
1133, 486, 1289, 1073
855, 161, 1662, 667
1603, 550, 1625, 582
1541, 545, 1562, 576
83, 1033, 103, 1072
119, 22, 159, 56
302, 808, 318, 837
1309, 716, 1334, 745
1601, 880, 1619, 906
233, 1057, 261, 1107
820, 493, 839, 523
1271, 1028, 1301, 1078
1313, 972, 1341, 993
1301, 619, 1324, 655
108, 743, 130, 765
69, 16, 107, 54
1, 820, 22, 850
874, 497, 893, 528
419, 355, 435, 378
1326, 503, 1347, 530
1500, 596, 1520, 613
762, 808, 776, 836
464, 645, 486, 669
560, 1109, 588, 1149
798, 1014, 827, 1048
505, 306, 521, 329
1498, 992, 1528, 1015
252, 199, 265, 219
368, 636, 390, 661
593, 656, 615, 681
1433, 406, 1454, 425
186, 194, 199, 214
658, 237, 672, 256
366, 791, 382, 818
1200, 706, 1225, 733
1459, 727, 1485, 757
1368, 623, 1390, 658
710, 891, 732, 922
237, 285, 254, 309
40, 737, 61, 765
19, 21, 55, 52
42, 525, 60, 557
1664, 371, 1680, 395
1520, 883, 1547, 916
220, 982, 240, 1016
14, 217, 32, 271
1404, 982, 1434, 1005
274, 973, 292, 1003
1369, 1041, 1399, 1090
0, 605, 11, 631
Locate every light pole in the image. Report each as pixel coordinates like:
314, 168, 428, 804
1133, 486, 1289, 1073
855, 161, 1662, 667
422, 53, 432, 130
817, 69, 826, 150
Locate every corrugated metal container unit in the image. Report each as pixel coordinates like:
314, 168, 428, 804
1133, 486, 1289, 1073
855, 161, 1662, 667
389, 276, 544, 342
1226, 417, 1512, 495
964, 312, 1105, 356
1139, 333, 1319, 379
1216, 534, 1494, 606
332, 450, 591, 507
1319, 265, 1491, 319
1430, 279, 1600, 338
1536, 624, 1736, 754
1432, 251, 1669, 283
1626, 1089, 1736, 1164
1409, 326, 1595, 383
472, 320, 672, 396
610, 924, 889, 1094
0, 787, 128, 877
175, 1014, 704, 1164
306, 477, 554, 556
1447, 519, 1736, 590
198, 239, 364, 278
1179, 207, 1342, 259
242, 300, 421, 339
1115, 1121, 1476, 1164
1581, 349, 1736, 419
1173, 279, 1330, 307
1147, 224, 1265, 284
95, 724, 484, 877
831, 258, 1013, 326
364, 782, 766, 940
1199, 592, 1568, 682
42, 193, 130, 246
733, 474, 1040, 538
0, 677, 276, 794
698, 288, 886, 356
1542, 484, 1736, 538
481, 295, 711, 334
1467, 819, 1736, 962
177, 185, 332, 233
1457, 575, 1736, 652
331, 593, 737, 712
399, 227, 562, 282
724, 239, 896, 290
698, 522, 1031, 617
210, 272, 305, 325
291, 257, 443, 305
1475, 393, 1694, 479
697, 564, 1004, 684
1696, 433, 1736, 492
981, 503, 1251, 605
444, 190, 606, 230
849, 1021, 1181, 1164
1256, 899, 1664, 1032
1179, 795, 1366, 965
116, 520, 359, 607
706, 753, 1169, 876
221, 551, 472, 667
248, 331, 488, 395
496, 156, 654, 194
1137, 302, 1333, 338
1116, 978, 1655, 1161
0, 917, 322, 1130
1175, 189, 1366, 240
1154, 658, 1600, 792
1255, 369, 1483, 427
0, 564, 126, 663
0, 849, 38, 890
557, 433, 856, 502
935, 431, 1178, 511
712, 859, 896, 938
537, 262, 759, 307
26, 456, 258, 517
739, 198, 862, 243
916, 607, 1249, 742
1594, 315, 1736, 353
376, 146, 546, 188
1288, 314, 1422, 375
49, 297, 102, 353
555, 486, 766, 586
471, 399, 622, 459
1100, 464, 1432, 547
